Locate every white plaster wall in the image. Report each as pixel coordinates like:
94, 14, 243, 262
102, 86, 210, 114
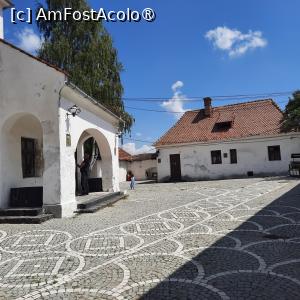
0, 42, 66, 210
157, 134, 300, 182
0, 42, 120, 217
119, 161, 129, 182
0, 0, 9, 40
58, 96, 120, 211
118, 159, 157, 182
0, 7, 3, 39
131, 160, 157, 181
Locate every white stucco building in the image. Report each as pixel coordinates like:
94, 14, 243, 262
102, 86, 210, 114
119, 148, 157, 182
0, 1, 12, 39
0, 39, 122, 217
155, 98, 300, 182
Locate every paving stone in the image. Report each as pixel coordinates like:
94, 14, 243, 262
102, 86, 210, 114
0, 177, 299, 299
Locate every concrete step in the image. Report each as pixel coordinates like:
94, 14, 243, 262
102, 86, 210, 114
76, 192, 126, 213
0, 207, 44, 217
0, 214, 53, 224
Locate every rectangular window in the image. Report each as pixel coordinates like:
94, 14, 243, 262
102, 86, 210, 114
211, 150, 222, 164
268, 145, 281, 161
21, 137, 36, 178
230, 149, 237, 164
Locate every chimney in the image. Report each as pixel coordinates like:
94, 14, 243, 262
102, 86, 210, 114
0, 0, 13, 39
204, 97, 213, 117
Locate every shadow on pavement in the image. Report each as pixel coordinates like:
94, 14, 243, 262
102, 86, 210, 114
138, 179, 300, 299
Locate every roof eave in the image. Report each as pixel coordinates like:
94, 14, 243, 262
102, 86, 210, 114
65, 81, 124, 125
155, 132, 300, 148
1, 0, 13, 8
0, 39, 68, 76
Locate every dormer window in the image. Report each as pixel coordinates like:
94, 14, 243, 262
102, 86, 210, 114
212, 112, 235, 132
213, 121, 232, 132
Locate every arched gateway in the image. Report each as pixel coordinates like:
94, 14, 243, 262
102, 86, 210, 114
76, 129, 114, 195
0, 39, 121, 218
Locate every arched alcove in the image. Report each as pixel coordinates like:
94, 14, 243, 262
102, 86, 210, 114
0, 113, 44, 208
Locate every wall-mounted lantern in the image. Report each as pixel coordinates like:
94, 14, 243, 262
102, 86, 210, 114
65, 105, 81, 147
67, 105, 81, 117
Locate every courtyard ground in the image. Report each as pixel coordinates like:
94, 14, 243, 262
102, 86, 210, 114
0, 177, 300, 299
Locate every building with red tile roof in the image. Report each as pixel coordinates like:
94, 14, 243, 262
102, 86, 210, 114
118, 148, 157, 182
119, 148, 132, 162
155, 98, 300, 182
155, 99, 283, 147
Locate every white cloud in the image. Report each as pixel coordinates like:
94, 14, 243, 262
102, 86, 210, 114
161, 81, 187, 119
135, 132, 142, 137
172, 80, 184, 92
205, 26, 267, 57
122, 143, 156, 155
16, 28, 43, 54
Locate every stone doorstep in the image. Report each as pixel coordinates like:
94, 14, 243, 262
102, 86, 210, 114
0, 214, 53, 224
76, 192, 126, 214
0, 207, 45, 217
0, 192, 127, 221
0, 207, 53, 224
77, 192, 123, 209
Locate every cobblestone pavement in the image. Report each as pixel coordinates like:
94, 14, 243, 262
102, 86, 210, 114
0, 177, 300, 299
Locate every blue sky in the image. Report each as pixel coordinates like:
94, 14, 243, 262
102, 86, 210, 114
3, 0, 300, 154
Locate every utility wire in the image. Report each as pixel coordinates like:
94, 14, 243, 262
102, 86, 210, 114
122, 125, 285, 147
125, 106, 177, 113
121, 95, 292, 145
124, 99, 288, 114
122, 137, 155, 144
122, 91, 294, 102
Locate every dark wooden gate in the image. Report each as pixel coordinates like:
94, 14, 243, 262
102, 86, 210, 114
170, 154, 181, 181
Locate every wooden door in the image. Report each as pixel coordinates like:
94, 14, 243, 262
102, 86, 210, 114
170, 154, 181, 181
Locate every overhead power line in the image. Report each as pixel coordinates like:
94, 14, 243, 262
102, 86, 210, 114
122, 125, 284, 148
125, 106, 177, 113
124, 99, 288, 114
122, 91, 294, 102
122, 137, 155, 144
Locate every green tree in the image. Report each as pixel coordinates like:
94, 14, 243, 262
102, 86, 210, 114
282, 91, 300, 132
36, 0, 134, 133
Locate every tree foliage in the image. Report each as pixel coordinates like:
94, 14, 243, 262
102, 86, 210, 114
36, 0, 134, 133
282, 91, 300, 132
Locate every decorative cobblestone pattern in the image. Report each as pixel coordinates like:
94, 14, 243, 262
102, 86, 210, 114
0, 178, 300, 299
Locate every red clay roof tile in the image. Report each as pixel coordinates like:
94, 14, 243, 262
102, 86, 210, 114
119, 148, 132, 161
155, 99, 283, 147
